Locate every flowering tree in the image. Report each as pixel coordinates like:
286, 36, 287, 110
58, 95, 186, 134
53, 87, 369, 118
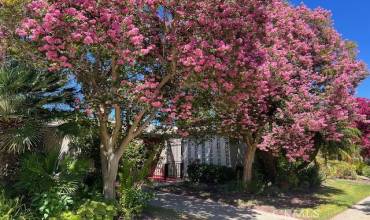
15, 0, 277, 198
15, 0, 182, 199
12, 0, 369, 195
357, 98, 370, 158
180, 1, 368, 184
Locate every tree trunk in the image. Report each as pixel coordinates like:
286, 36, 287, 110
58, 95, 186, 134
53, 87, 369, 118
243, 143, 257, 184
101, 149, 120, 200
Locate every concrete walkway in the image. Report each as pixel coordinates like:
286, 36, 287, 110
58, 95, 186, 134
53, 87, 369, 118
150, 192, 298, 220
331, 196, 370, 220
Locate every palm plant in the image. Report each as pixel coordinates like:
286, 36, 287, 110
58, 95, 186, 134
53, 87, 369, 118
0, 61, 75, 153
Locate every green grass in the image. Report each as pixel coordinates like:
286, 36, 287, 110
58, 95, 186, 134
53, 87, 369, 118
301, 179, 370, 220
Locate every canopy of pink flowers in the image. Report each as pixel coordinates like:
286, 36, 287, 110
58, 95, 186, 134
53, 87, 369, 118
16, 0, 368, 161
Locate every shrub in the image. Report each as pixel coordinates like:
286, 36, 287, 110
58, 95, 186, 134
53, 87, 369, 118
119, 187, 153, 219
362, 166, 370, 178
320, 160, 357, 179
119, 140, 155, 219
32, 189, 74, 219
76, 200, 117, 220
50, 200, 117, 220
187, 162, 236, 184
275, 157, 323, 190
0, 189, 32, 220
50, 211, 80, 220
16, 151, 90, 218
297, 164, 323, 189
354, 161, 367, 175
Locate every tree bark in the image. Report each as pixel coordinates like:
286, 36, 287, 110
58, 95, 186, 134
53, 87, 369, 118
243, 142, 257, 184
100, 149, 120, 200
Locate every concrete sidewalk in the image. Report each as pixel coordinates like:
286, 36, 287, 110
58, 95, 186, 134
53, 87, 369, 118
331, 196, 370, 220
150, 192, 298, 220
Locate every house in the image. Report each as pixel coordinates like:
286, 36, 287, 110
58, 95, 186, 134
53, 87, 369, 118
149, 136, 245, 181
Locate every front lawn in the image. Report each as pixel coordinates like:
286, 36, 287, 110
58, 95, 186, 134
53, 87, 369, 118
300, 179, 370, 220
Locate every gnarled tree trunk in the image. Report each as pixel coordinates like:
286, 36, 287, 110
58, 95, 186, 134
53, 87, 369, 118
242, 142, 257, 184
100, 149, 120, 200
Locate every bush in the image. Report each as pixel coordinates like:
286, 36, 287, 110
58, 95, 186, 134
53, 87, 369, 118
119, 187, 153, 219
0, 189, 32, 220
32, 189, 74, 219
297, 164, 323, 189
50, 199, 117, 220
354, 161, 367, 176
119, 140, 155, 219
275, 157, 323, 190
362, 166, 370, 178
76, 200, 117, 220
320, 160, 357, 179
16, 151, 91, 218
187, 162, 236, 184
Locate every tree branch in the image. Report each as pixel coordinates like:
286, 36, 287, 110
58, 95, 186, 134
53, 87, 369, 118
111, 57, 122, 147
98, 104, 110, 151
111, 104, 122, 147
133, 112, 156, 137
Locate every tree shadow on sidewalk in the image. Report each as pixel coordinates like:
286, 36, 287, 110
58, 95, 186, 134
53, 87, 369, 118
154, 181, 348, 214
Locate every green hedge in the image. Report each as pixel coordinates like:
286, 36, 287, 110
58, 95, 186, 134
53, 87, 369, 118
187, 162, 236, 184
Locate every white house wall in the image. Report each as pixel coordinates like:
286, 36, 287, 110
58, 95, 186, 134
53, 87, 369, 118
182, 136, 232, 177
154, 136, 245, 178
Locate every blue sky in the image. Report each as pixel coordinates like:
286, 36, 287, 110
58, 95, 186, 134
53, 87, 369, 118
291, 0, 370, 98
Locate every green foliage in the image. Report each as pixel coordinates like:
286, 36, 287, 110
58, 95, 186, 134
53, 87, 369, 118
16, 151, 90, 218
75, 199, 117, 220
0, 61, 75, 153
354, 161, 368, 176
319, 160, 358, 179
119, 187, 153, 219
50, 211, 80, 220
297, 164, 323, 189
16, 151, 59, 193
275, 157, 323, 190
361, 165, 370, 178
0, 189, 32, 220
187, 162, 237, 184
320, 127, 362, 162
50, 200, 117, 220
119, 140, 154, 219
32, 189, 74, 220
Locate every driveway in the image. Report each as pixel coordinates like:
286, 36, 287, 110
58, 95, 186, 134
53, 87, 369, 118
150, 192, 298, 220
331, 196, 370, 220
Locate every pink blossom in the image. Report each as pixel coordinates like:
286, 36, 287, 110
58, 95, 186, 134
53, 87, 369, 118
83, 36, 94, 45
151, 101, 163, 108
